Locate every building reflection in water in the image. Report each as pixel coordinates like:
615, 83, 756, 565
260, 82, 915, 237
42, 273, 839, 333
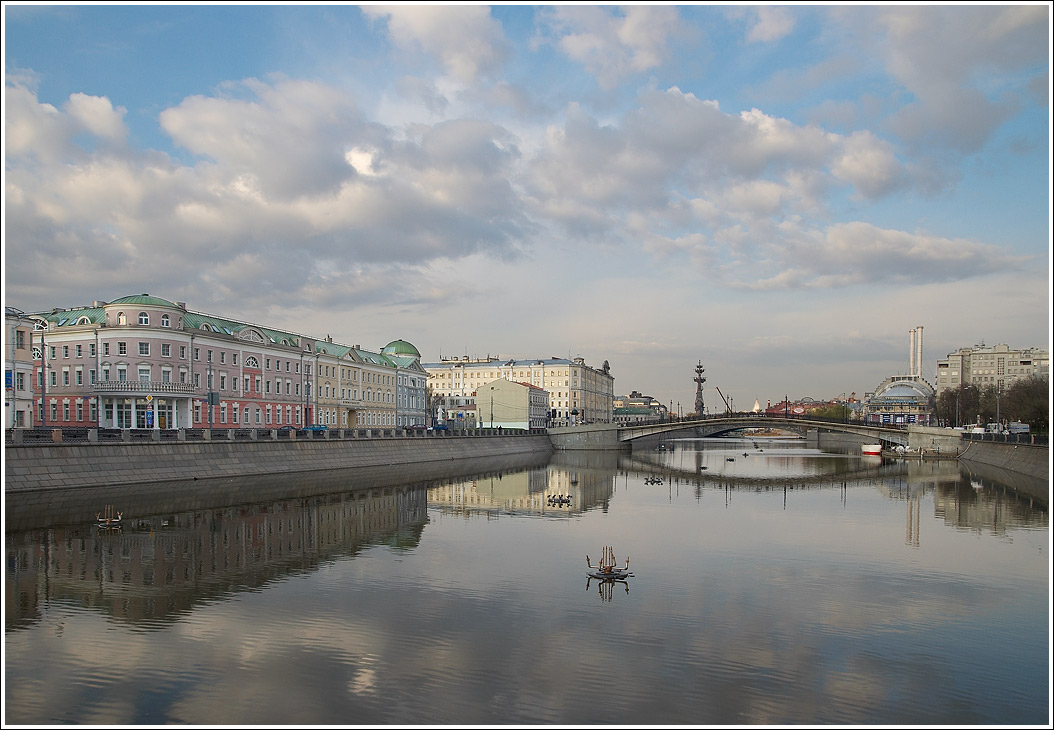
6, 486, 427, 631
6, 449, 1044, 632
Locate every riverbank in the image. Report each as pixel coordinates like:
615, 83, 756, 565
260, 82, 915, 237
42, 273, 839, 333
958, 440, 1049, 505
3, 432, 554, 494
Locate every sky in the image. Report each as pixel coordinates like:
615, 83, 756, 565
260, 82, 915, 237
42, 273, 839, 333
3, 3, 1051, 414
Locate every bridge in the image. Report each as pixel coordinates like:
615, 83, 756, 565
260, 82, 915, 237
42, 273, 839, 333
548, 415, 918, 451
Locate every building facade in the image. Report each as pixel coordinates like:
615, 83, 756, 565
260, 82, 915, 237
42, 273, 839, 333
935, 343, 1049, 395
7, 294, 427, 429
424, 356, 614, 426
612, 391, 667, 425
476, 378, 550, 430
5, 307, 37, 428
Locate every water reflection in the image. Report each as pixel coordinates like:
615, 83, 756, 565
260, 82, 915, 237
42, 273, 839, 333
4, 440, 1048, 725
7, 442, 1044, 633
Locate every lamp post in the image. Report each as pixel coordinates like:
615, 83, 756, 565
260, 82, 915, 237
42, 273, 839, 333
38, 325, 48, 427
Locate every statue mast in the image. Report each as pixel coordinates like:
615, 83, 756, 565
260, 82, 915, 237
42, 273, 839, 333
694, 360, 706, 416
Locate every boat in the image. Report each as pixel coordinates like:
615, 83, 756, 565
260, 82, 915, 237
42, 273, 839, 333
586, 546, 633, 580
861, 444, 882, 456
95, 505, 123, 529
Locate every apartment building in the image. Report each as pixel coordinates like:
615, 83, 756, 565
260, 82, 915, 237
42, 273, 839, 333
935, 344, 1049, 395
424, 355, 614, 425
7, 294, 428, 429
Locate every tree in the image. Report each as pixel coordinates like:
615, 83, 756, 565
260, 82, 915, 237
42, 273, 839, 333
1003, 376, 1049, 433
937, 384, 980, 427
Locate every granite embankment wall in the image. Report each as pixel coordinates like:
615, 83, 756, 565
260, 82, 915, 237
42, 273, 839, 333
957, 441, 1050, 505
958, 441, 1049, 481
4, 434, 554, 495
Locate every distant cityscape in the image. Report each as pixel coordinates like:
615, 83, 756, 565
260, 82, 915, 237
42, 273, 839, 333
4, 296, 1049, 432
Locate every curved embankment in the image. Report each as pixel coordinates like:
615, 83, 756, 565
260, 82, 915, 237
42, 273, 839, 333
958, 441, 1049, 505
3, 435, 553, 495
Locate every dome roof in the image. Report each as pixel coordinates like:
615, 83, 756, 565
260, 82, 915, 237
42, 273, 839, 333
382, 339, 421, 357
108, 294, 178, 308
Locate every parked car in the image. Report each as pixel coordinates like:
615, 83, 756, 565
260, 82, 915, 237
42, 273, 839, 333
304, 424, 328, 431
277, 425, 296, 431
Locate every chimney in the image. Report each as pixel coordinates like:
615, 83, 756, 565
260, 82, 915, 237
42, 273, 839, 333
915, 325, 924, 380
909, 328, 917, 377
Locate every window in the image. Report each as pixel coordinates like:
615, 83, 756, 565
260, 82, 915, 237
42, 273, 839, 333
207, 350, 213, 363
194, 348, 200, 361
16, 330, 26, 349
220, 352, 226, 364
117, 368, 127, 382
63, 345, 69, 358
138, 312, 149, 325
76, 345, 82, 357
90, 343, 96, 357
179, 346, 186, 359
139, 342, 150, 356
76, 369, 83, 385
219, 374, 226, 390
118, 312, 127, 325
139, 367, 150, 382
161, 314, 170, 327
118, 342, 127, 356
162, 369, 171, 383
63, 369, 70, 386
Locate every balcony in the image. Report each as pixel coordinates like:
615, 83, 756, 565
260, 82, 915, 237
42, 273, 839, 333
93, 380, 197, 396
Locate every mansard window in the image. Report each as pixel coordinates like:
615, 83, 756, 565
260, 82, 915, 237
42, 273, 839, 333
138, 312, 149, 325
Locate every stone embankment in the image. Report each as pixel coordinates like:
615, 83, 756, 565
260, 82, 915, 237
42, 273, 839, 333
4, 428, 553, 494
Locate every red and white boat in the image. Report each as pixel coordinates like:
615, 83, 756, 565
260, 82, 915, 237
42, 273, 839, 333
861, 444, 882, 456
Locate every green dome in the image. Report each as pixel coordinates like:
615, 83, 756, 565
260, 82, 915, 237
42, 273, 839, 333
382, 339, 421, 357
109, 294, 178, 307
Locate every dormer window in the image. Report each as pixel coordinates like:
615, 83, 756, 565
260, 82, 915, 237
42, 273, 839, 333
138, 312, 150, 325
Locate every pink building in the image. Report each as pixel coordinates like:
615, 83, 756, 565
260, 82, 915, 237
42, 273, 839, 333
17, 294, 427, 430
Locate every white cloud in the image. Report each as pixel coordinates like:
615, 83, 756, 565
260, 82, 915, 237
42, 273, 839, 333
542, 5, 682, 89
747, 6, 795, 43
65, 92, 128, 143
362, 5, 509, 84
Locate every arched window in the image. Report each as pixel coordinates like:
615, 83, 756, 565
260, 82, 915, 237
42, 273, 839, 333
245, 356, 260, 369
75, 316, 91, 325
138, 312, 149, 325
117, 312, 127, 325
161, 314, 170, 328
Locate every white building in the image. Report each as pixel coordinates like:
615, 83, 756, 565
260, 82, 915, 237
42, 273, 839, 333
476, 378, 550, 430
4, 307, 37, 428
936, 343, 1049, 395
424, 355, 614, 426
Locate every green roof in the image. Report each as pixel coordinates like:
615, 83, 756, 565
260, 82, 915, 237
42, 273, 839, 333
382, 339, 421, 357
108, 294, 178, 307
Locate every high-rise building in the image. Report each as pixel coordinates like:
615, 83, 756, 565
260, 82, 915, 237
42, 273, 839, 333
935, 343, 1048, 395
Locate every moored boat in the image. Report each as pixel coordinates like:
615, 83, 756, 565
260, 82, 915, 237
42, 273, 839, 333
861, 444, 882, 456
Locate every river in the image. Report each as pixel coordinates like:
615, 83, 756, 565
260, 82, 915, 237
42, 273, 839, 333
3, 436, 1049, 725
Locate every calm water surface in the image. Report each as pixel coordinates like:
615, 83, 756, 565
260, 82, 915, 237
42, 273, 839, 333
4, 437, 1049, 725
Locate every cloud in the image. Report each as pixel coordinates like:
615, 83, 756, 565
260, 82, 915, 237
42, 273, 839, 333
747, 6, 795, 43
362, 5, 509, 84
872, 5, 1047, 153
541, 5, 683, 89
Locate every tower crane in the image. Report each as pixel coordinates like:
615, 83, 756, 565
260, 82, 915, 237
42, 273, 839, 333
715, 386, 732, 415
